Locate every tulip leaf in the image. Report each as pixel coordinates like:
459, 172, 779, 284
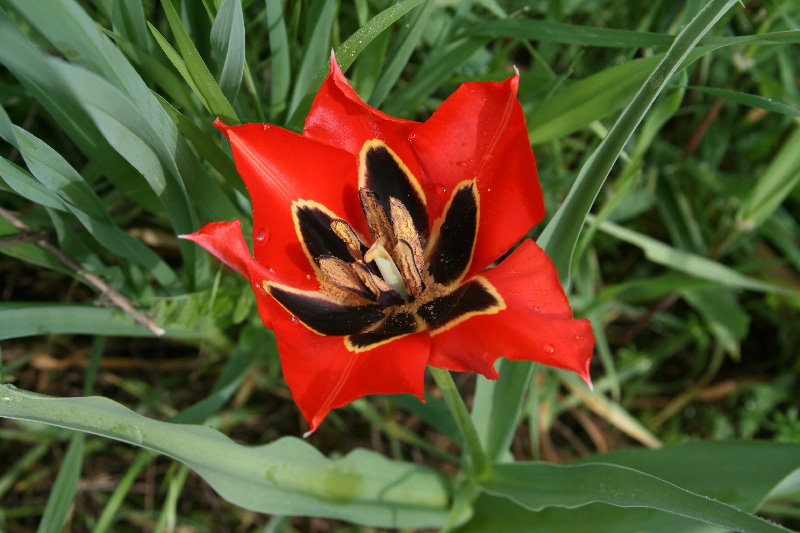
0, 384, 451, 528
210, 0, 245, 102
473, 0, 741, 465
457, 441, 800, 533
479, 465, 792, 533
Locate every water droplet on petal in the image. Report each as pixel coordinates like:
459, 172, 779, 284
481, 130, 489, 137
255, 228, 270, 242
435, 183, 447, 195
268, 267, 275, 273
408, 132, 417, 142
461, 142, 468, 147
481, 96, 487, 102
262, 124, 270, 131
575, 334, 583, 340
306, 274, 311, 279
542, 343, 555, 353
456, 161, 468, 168
291, 316, 300, 324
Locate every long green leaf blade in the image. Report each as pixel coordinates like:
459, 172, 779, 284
0, 384, 450, 528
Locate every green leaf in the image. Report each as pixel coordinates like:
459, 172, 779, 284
690, 85, 800, 119
265, 0, 291, 116
0, 384, 451, 528
287, 0, 336, 119
157, 0, 239, 124
595, 218, 796, 295
471, 19, 674, 48
286, 0, 430, 129
368, 0, 434, 108
737, 126, 800, 229
480, 461, 793, 533
210, 0, 245, 102
473, 0, 741, 465
0, 303, 218, 342
37, 434, 84, 533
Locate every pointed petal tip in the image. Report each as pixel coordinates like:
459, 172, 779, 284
213, 118, 231, 137
328, 48, 342, 76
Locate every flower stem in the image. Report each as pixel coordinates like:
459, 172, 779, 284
429, 366, 489, 480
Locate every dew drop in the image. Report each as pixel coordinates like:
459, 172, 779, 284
268, 267, 275, 273
408, 132, 417, 142
435, 183, 447, 195
470, 88, 476, 93
481, 96, 487, 102
481, 130, 489, 137
262, 124, 271, 131
291, 316, 300, 324
456, 161, 468, 168
575, 334, 583, 340
256, 228, 270, 242
542, 343, 555, 353
461, 142, 468, 147
487, 188, 491, 192
306, 274, 311, 279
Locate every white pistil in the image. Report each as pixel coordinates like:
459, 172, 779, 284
365, 239, 410, 300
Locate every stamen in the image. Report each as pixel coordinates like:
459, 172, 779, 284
317, 255, 373, 300
394, 239, 424, 297
365, 239, 410, 300
353, 261, 403, 306
330, 219, 364, 261
389, 197, 424, 270
359, 189, 394, 247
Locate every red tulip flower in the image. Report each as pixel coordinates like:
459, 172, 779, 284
183, 54, 594, 433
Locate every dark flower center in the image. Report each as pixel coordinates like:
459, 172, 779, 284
265, 139, 506, 351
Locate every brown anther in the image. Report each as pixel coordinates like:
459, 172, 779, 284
359, 189, 394, 248
317, 255, 373, 301
395, 239, 424, 297
352, 260, 403, 306
389, 197, 424, 270
330, 219, 364, 261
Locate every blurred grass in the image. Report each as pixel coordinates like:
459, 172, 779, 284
1, 0, 799, 531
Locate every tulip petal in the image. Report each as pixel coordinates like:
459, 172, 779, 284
410, 76, 544, 279
216, 121, 366, 288
428, 240, 594, 386
273, 318, 430, 433
267, 284, 384, 335
426, 180, 479, 286
180, 220, 292, 327
359, 139, 428, 240
304, 52, 421, 179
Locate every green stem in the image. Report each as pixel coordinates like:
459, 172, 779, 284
429, 366, 489, 480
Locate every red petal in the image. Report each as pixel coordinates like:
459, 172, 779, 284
428, 240, 594, 386
410, 76, 544, 277
180, 220, 293, 327
219, 122, 368, 288
303, 52, 421, 179
272, 317, 430, 433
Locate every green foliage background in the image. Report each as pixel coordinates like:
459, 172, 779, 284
1, 0, 799, 531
